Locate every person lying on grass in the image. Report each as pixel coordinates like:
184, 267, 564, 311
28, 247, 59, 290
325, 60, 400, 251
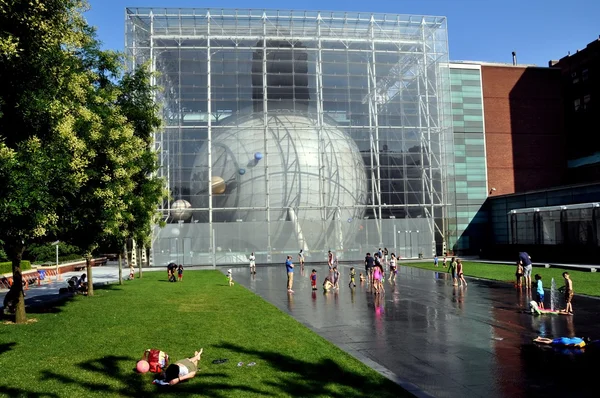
161, 348, 203, 385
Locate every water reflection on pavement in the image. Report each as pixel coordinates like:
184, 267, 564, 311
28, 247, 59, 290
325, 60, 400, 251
231, 263, 600, 398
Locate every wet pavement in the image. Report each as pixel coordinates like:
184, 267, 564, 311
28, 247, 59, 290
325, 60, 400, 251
230, 263, 600, 398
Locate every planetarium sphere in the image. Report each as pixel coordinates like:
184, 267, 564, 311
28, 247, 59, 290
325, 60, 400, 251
190, 110, 367, 249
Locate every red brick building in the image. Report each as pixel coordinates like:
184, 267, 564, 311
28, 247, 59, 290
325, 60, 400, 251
481, 64, 565, 196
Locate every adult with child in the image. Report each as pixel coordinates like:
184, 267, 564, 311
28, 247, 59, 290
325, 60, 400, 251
519, 252, 533, 288
285, 255, 295, 293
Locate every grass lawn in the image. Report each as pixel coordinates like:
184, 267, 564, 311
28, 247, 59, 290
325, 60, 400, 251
0, 271, 409, 398
401, 261, 600, 297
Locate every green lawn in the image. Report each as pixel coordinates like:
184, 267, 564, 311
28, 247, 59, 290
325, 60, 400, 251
401, 261, 600, 297
0, 271, 409, 397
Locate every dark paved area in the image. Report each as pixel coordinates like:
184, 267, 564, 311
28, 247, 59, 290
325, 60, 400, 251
230, 263, 600, 398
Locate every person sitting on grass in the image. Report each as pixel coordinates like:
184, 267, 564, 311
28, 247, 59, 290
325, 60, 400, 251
159, 349, 203, 386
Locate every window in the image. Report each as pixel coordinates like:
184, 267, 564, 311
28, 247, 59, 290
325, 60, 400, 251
582, 68, 589, 82
574, 98, 581, 111
572, 71, 579, 84
583, 94, 591, 110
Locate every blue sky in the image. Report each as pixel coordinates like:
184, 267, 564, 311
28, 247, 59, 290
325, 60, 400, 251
86, 0, 598, 66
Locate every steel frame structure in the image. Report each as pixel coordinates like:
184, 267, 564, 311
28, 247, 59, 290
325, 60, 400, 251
125, 8, 454, 263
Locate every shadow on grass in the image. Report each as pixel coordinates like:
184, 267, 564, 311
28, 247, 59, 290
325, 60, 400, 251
37, 354, 267, 397
0, 385, 60, 398
0, 342, 16, 356
216, 342, 411, 398
25, 283, 123, 315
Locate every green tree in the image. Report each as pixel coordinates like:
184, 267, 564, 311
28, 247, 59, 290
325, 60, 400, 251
0, 0, 92, 323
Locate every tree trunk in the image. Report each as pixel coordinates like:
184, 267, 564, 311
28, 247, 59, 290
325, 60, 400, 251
86, 254, 94, 296
138, 246, 143, 278
8, 244, 26, 323
118, 251, 123, 285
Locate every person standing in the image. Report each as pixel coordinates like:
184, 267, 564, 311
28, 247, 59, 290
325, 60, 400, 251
327, 250, 333, 270
285, 255, 295, 293
383, 247, 389, 265
298, 249, 305, 268
519, 252, 533, 288
456, 258, 467, 287
434, 255, 439, 268
389, 253, 397, 282
249, 252, 256, 275
365, 252, 375, 285
448, 257, 458, 286
563, 272, 574, 314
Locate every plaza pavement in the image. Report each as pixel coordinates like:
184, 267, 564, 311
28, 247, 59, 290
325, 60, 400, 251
3, 262, 600, 397
231, 263, 600, 398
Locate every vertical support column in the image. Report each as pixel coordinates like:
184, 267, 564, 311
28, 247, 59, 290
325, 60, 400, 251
369, 15, 383, 245
206, 11, 215, 267
421, 18, 436, 256
316, 14, 327, 249
262, 13, 272, 257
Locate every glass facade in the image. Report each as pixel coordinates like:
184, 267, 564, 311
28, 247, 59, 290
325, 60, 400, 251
126, 8, 453, 265
447, 64, 487, 253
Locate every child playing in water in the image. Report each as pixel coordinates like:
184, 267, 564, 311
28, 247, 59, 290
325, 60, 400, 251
516, 261, 524, 287
535, 274, 544, 309
389, 253, 397, 282
332, 267, 340, 289
349, 267, 356, 288
456, 258, 467, 287
448, 257, 458, 286
359, 273, 366, 283
310, 269, 317, 291
323, 275, 334, 291
563, 272, 574, 314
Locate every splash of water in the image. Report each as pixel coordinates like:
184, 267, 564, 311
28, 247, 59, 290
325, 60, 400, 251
550, 278, 559, 311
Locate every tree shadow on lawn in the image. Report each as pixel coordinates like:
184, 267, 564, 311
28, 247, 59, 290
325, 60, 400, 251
216, 342, 411, 398
25, 283, 123, 315
37, 354, 266, 397
0, 342, 16, 356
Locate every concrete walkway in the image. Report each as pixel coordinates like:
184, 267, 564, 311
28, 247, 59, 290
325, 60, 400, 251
230, 263, 600, 398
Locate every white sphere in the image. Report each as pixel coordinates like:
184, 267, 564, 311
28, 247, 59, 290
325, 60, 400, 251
190, 110, 367, 249
171, 199, 192, 221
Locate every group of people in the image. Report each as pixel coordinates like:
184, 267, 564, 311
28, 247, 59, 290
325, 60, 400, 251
434, 255, 467, 287
516, 252, 575, 314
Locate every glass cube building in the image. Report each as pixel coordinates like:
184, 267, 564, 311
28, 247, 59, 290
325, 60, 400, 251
125, 8, 454, 265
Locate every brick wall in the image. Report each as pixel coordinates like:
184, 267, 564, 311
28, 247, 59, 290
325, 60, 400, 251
482, 65, 565, 195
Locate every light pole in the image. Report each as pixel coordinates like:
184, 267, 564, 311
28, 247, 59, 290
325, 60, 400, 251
404, 231, 408, 259
178, 220, 184, 265
51, 240, 59, 281
393, 225, 397, 253
416, 230, 420, 258
408, 231, 412, 258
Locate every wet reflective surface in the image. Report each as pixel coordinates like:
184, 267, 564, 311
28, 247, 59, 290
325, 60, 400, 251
231, 264, 600, 398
